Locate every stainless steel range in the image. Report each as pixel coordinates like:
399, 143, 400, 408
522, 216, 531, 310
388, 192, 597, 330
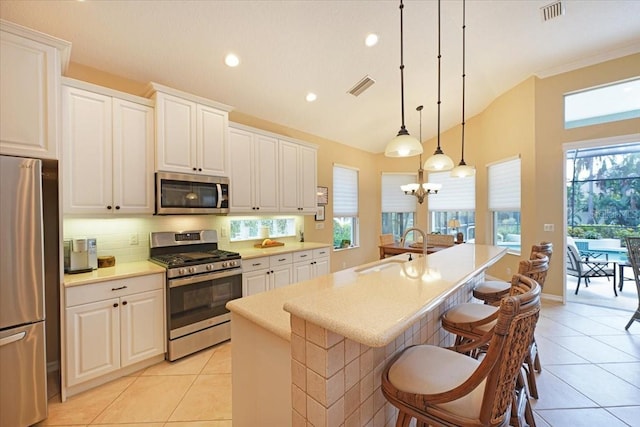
149, 230, 242, 361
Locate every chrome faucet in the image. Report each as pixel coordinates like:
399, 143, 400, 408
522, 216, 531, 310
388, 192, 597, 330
400, 227, 428, 255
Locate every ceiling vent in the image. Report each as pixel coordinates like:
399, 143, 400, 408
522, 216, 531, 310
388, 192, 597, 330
348, 75, 376, 97
540, 1, 564, 22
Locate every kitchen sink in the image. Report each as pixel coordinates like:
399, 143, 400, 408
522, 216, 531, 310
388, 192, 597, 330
354, 253, 423, 274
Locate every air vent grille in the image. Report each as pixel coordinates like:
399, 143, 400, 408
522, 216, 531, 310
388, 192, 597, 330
348, 75, 376, 97
541, 1, 564, 21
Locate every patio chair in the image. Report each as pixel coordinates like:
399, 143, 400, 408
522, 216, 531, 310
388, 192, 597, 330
624, 237, 640, 330
567, 240, 617, 296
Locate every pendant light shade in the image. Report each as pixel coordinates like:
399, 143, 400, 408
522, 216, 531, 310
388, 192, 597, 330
451, 0, 476, 178
384, 0, 423, 158
424, 0, 454, 172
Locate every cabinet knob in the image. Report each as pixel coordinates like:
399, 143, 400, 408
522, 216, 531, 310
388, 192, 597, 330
122, 301, 128, 306
113, 303, 118, 308
198, 168, 202, 172
256, 207, 260, 210
107, 205, 112, 210
266, 271, 271, 275
115, 205, 120, 210
193, 167, 197, 171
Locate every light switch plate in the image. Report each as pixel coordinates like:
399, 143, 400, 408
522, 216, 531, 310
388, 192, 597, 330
543, 224, 554, 232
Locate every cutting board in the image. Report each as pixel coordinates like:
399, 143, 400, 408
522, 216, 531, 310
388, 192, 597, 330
254, 241, 285, 248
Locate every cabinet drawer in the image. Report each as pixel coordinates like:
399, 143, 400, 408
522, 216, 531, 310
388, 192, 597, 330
270, 253, 292, 266
66, 273, 164, 307
293, 250, 313, 263
313, 247, 330, 258
243, 256, 270, 273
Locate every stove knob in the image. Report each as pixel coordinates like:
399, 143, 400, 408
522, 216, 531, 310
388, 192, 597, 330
206, 264, 214, 271
178, 268, 186, 275
230, 261, 237, 267
222, 262, 228, 268
189, 267, 196, 274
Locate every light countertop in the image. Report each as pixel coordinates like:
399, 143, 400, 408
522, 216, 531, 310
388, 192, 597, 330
227, 243, 507, 347
63, 261, 166, 287
234, 242, 331, 259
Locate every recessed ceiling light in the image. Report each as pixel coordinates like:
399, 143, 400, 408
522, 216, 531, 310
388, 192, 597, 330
365, 33, 379, 47
225, 53, 240, 67
306, 93, 317, 102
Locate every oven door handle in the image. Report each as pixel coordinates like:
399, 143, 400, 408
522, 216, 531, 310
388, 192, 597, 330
168, 269, 241, 288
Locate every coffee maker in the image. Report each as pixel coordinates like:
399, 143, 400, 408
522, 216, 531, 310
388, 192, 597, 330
63, 238, 98, 274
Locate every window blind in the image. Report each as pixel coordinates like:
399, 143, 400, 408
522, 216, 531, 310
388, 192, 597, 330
333, 165, 358, 217
488, 157, 521, 210
427, 171, 476, 211
381, 173, 417, 213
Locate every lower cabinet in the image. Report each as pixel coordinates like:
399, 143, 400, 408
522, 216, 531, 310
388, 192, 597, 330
243, 248, 331, 297
65, 273, 165, 388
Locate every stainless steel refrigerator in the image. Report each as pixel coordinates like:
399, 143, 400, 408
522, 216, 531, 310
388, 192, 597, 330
0, 155, 48, 426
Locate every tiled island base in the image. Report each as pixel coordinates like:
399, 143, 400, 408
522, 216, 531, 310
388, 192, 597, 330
290, 277, 481, 427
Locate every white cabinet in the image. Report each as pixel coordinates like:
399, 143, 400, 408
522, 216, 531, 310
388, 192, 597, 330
292, 248, 331, 283
0, 20, 70, 159
229, 126, 279, 213
279, 140, 318, 214
148, 83, 232, 176
62, 81, 154, 214
65, 273, 165, 388
242, 253, 293, 297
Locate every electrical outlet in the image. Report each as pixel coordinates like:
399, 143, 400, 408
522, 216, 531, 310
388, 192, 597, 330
543, 224, 554, 232
221, 228, 228, 237
315, 222, 324, 229
506, 267, 511, 276
129, 233, 139, 245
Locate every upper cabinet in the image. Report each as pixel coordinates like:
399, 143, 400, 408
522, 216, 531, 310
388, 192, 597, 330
228, 125, 279, 213
0, 20, 71, 159
146, 83, 233, 176
279, 140, 318, 214
228, 123, 318, 215
62, 79, 155, 214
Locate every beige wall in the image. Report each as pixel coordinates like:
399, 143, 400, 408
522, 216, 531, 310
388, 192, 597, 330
66, 52, 640, 296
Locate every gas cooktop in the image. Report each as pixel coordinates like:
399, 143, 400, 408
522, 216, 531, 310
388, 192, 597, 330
150, 249, 240, 268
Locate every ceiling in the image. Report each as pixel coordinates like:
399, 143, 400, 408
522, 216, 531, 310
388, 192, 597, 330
1, 1, 639, 154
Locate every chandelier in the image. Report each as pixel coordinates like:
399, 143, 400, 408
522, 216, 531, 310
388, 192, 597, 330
401, 105, 442, 204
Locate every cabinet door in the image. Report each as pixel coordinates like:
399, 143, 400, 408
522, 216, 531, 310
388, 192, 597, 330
197, 104, 228, 176
254, 134, 279, 212
313, 257, 330, 278
229, 128, 255, 212
155, 92, 196, 173
112, 98, 155, 214
65, 298, 120, 387
271, 264, 292, 289
120, 289, 165, 367
279, 140, 301, 212
0, 30, 62, 159
62, 86, 113, 214
299, 145, 318, 213
292, 261, 313, 284
243, 269, 269, 296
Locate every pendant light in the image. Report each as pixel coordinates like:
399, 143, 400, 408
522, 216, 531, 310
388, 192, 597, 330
400, 105, 442, 204
424, 0, 454, 172
385, 0, 423, 158
451, 0, 476, 178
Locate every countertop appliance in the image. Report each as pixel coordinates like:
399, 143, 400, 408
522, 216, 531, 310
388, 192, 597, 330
149, 230, 241, 361
0, 155, 48, 426
155, 172, 229, 215
63, 237, 98, 273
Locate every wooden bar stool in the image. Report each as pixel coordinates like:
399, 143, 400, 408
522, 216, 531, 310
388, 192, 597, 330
382, 275, 541, 427
441, 253, 549, 399
473, 242, 552, 305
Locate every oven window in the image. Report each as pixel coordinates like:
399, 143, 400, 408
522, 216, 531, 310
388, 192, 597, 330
161, 179, 218, 208
169, 274, 242, 330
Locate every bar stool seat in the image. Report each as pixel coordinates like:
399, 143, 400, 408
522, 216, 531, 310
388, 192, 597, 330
472, 279, 510, 304
441, 303, 498, 337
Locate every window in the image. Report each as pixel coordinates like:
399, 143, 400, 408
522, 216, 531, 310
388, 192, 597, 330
565, 78, 640, 129
381, 173, 416, 241
428, 171, 476, 241
333, 165, 359, 249
488, 157, 521, 253
229, 217, 297, 241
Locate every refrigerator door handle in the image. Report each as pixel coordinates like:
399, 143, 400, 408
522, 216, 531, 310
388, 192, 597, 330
0, 331, 26, 347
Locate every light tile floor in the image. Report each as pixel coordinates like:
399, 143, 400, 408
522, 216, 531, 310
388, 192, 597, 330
38, 299, 640, 427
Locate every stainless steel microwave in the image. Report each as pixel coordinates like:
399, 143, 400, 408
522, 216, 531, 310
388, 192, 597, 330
155, 172, 229, 215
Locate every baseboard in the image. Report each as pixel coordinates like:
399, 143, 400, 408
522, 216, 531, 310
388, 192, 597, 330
541, 293, 563, 303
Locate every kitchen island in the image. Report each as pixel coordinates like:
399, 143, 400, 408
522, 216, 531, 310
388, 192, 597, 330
226, 243, 506, 427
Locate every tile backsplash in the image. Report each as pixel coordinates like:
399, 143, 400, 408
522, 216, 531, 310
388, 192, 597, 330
63, 215, 305, 264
